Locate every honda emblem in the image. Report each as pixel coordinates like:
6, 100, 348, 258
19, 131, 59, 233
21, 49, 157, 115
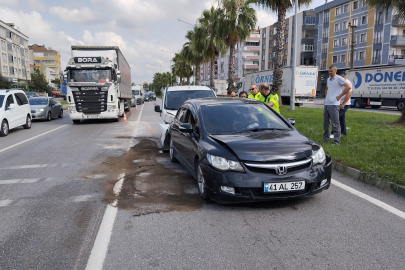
275, 166, 287, 175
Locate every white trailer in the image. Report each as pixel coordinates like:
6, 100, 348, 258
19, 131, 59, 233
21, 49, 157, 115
243, 66, 318, 105
63, 46, 131, 123
346, 66, 405, 111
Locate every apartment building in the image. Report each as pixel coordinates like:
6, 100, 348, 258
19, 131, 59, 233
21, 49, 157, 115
314, 0, 405, 94
0, 20, 30, 87
200, 30, 260, 87
259, 10, 316, 71
29, 44, 61, 88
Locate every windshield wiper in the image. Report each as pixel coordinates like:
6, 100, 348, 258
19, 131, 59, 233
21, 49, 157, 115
236, 128, 288, 133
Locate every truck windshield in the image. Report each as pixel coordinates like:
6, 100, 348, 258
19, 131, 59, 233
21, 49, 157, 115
164, 90, 215, 110
68, 69, 112, 83
0, 95, 4, 108
132, 90, 140, 95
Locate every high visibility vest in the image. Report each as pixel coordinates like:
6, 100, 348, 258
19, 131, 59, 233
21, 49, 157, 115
248, 92, 261, 100
259, 93, 280, 113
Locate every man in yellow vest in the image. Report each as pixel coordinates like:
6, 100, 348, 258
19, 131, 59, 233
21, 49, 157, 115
258, 83, 280, 113
247, 84, 261, 100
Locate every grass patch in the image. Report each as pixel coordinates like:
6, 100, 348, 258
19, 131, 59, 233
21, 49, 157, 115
281, 106, 405, 186
60, 100, 68, 105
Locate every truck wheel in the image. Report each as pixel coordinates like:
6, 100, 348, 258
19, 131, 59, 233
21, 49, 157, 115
72, 120, 80, 124
354, 99, 363, 108
397, 101, 405, 111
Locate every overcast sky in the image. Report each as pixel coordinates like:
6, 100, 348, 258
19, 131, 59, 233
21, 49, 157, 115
0, 0, 326, 84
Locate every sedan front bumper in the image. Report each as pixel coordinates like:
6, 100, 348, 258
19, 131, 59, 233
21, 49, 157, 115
31, 112, 47, 119
201, 155, 332, 204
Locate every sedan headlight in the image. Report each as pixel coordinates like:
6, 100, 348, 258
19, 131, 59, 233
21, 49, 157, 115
37, 108, 45, 112
311, 146, 326, 165
164, 113, 175, 124
206, 154, 244, 172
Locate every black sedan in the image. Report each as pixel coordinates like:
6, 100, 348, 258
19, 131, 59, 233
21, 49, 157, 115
149, 92, 156, 100
168, 98, 332, 204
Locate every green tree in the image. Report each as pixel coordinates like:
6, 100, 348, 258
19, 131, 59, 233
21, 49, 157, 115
183, 27, 205, 86
152, 72, 176, 96
52, 78, 61, 90
0, 73, 12, 89
172, 50, 193, 85
197, 7, 227, 88
29, 68, 48, 92
255, 0, 312, 104
216, 0, 257, 92
365, 0, 405, 20
143, 83, 149, 89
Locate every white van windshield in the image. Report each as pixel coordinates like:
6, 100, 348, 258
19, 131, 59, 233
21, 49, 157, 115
164, 90, 215, 110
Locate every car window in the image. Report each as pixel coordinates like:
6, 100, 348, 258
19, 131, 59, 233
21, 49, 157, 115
6, 95, 14, 109
0, 95, 4, 109
200, 103, 290, 134
15, 93, 29, 105
164, 90, 215, 110
28, 98, 48, 105
176, 108, 186, 122
180, 109, 190, 123
14, 94, 22, 106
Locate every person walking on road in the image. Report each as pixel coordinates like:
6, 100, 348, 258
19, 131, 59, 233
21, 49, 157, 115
323, 65, 352, 145
248, 84, 261, 100
258, 83, 280, 113
338, 70, 352, 136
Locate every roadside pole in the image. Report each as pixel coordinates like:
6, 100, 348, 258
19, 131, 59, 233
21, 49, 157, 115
290, 0, 298, 110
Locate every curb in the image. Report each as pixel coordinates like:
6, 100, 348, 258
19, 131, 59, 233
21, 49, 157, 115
333, 162, 405, 198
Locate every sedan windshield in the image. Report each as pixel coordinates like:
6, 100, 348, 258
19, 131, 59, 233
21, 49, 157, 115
29, 98, 49, 105
201, 103, 290, 134
68, 69, 112, 83
0, 95, 4, 108
165, 90, 215, 110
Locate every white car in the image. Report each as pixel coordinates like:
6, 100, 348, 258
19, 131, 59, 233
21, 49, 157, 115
0, 89, 32, 137
154, 85, 216, 151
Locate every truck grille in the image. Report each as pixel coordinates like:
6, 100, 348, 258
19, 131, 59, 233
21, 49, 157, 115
72, 87, 107, 114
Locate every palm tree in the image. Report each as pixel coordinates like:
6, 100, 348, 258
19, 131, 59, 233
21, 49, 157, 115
255, 0, 311, 103
172, 50, 192, 85
197, 7, 227, 88
216, 0, 257, 92
365, 0, 405, 20
183, 27, 205, 86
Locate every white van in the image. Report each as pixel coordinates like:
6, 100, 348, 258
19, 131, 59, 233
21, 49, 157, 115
131, 85, 144, 106
0, 89, 32, 137
154, 85, 216, 151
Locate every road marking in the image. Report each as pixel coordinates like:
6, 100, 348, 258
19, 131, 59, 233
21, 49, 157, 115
113, 173, 125, 196
0, 200, 13, 207
332, 179, 405, 220
73, 195, 97, 202
0, 124, 69, 154
0, 164, 71, 170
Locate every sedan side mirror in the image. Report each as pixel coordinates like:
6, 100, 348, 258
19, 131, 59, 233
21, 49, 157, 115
179, 123, 193, 133
154, 105, 161, 113
287, 118, 295, 126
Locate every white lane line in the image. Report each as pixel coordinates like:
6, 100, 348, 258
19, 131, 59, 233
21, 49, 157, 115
0, 200, 13, 207
332, 179, 405, 220
73, 195, 97, 202
0, 124, 69, 154
113, 173, 125, 196
0, 164, 71, 170
0, 178, 41, 184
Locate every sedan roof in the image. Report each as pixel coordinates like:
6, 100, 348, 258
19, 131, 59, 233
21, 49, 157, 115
166, 86, 212, 92
186, 97, 262, 106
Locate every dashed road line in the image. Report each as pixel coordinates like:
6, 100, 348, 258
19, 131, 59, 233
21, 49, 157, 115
0, 200, 13, 207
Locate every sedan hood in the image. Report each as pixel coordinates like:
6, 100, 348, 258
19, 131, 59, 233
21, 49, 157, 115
30, 105, 48, 110
209, 131, 312, 162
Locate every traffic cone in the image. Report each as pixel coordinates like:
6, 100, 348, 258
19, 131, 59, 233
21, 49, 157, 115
135, 104, 138, 110
148, 100, 150, 106
122, 112, 128, 122
129, 108, 133, 116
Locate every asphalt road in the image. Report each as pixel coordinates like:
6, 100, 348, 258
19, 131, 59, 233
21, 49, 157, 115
0, 98, 404, 270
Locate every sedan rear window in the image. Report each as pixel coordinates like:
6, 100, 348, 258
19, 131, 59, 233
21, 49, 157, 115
29, 98, 49, 105
165, 90, 215, 110
201, 103, 290, 134
0, 95, 4, 108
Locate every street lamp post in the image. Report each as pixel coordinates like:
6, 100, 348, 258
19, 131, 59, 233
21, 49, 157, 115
153, 62, 163, 73
348, 22, 358, 70
290, 0, 298, 111
177, 19, 196, 85
161, 50, 176, 86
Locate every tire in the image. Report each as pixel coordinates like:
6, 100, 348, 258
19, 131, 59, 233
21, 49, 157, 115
58, 109, 63, 118
354, 98, 363, 108
72, 120, 80, 124
397, 101, 405, 111
371, 105, 381, 109
47, 112, 52, 121
112, 118, 119, 122
23, 115, 32, 129
0, 120, 9, 137
196, 163, 209, 201
169, 138, 178, 163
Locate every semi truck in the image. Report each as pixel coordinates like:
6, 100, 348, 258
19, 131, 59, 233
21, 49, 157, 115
131, 85, 144, 105
243, 66, 318, 105
346, 66, 405, 111
62, 46, 131, 123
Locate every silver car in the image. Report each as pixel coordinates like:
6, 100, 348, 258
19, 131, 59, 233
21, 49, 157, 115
29, 97, 63, 121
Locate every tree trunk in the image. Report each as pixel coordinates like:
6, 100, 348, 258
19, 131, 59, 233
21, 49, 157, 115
180, 76, 183, 86
274, 4, 287, 106
187, 69, 190, 85
195, 64, 201, 85
210, 58, 215, 88
228, 43, 235, 92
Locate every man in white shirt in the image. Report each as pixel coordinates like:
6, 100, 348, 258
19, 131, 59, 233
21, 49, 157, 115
323, 65, 352, 145
338, 70, 352, 136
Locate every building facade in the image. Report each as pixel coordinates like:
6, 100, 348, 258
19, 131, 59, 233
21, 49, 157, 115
0, 20, 30, 87
29, 44, 61, 89
314, 0, 405, 94
200, 30, 260, 88
259, 10, 316, 71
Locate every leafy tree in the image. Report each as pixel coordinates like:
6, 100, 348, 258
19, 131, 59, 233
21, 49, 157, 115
152, 72, 176, 96
143, 83, 149, 89
0, 73, 12, 89
255, 0, 312, 104
216, 0, 257, 91
183, 27, 205, 86
365, 0, 405, 20
29, 68, 48, 92
172, 50, 193, 85
51, 78, 61, 90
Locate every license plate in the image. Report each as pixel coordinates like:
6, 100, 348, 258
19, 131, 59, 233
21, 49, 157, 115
84, 115, 99, 119
264, 181, 305, 192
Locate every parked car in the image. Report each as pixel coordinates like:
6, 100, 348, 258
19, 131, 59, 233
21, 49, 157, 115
29, 97, 63, 121
25, 92, 39, 98
154, 85, 216, 152
0, 89, 32, 137
144, 92, 150, 102
167, 98, 332, 204
149, 92, 156, 101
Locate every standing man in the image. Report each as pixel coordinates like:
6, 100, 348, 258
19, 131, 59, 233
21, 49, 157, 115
258, 83, 280, 113
323, 65, 352, 145
247, 84, 261, 100
239, 91, 248, 98
338, 70, 352, 136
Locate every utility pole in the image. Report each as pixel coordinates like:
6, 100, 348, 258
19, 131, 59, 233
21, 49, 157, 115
161, 50, 175, 86
348, 22, 357, 70
290, 0, 298, 111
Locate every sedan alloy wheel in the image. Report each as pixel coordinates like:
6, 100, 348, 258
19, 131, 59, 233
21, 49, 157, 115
169, 138, 178, 163
197, 164, 209, 200
0, 120, 9, 137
